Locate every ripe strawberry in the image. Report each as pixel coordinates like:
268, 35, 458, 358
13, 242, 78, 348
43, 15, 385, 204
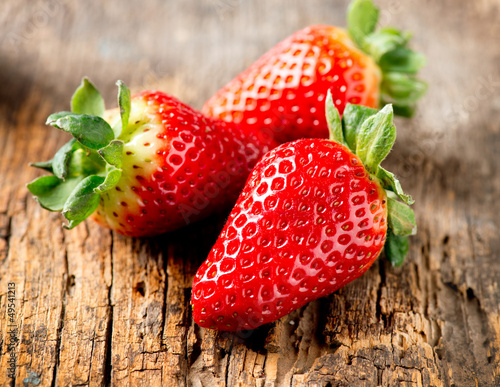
28, 78, 277, 237
191, 94, 416, 331
202, 0, 426, 144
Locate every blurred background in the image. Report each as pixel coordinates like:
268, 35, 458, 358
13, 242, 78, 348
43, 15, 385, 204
1, 0, 499, 184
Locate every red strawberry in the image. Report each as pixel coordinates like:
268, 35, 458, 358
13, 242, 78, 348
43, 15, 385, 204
202, 0, 426, 144
191, 94, 416, 331
28, 79, 277, 237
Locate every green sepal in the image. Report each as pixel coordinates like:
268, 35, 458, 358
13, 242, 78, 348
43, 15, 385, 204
98, 140, 124, 169
46, 111, 78, 123
391, 104, 416, 118
346, 0, 427, 117
380, 72, 427, 117
62, 175, 105, 229
27, 175, 83, 212
342, 104, 378, 153
355, 104, 396, 174
362, 28, 410, 63
30, 79, 130, 231
325, 98, 417, 266
116, 80, 131, 138
386, 194, 416, 236
327, 102, 414, 205
95, 140, 124, 193
30, 160, 54, 173
379, 47, 426, 75
71, 77, 105, 117
47, 113, 115, 150
65, 149, 103, 178
347, 0, 379, 48
326, 91, 346, 146
52, 138, 80, 180
384, 229, 409, 267
377, 167, 414, 205
95, 168, 122, 193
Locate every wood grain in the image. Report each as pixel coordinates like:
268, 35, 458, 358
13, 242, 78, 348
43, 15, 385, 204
1, 0, 500, 386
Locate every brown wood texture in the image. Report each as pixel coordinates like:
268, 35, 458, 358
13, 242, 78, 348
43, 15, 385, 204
1, 0, 500, 386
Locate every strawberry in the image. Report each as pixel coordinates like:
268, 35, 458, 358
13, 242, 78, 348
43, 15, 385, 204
27, 79, 276, 237
191, 94, 416, 331
202, 0, 426, 144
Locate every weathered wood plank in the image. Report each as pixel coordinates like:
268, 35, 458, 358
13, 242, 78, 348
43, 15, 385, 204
54, 223, 112, 386
0, 0, 500, 386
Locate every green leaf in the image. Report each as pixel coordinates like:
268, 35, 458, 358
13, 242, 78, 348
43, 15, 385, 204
71, 78, 105, 117
325, 91, 345, 145
381, 73, 427, 118
355, 104, 396, 173
377, 167, 414, 205
341, 103, 378, 153
48, 113, 115, 150
98, 140, 124, 169
381, 72, 428, 104
347, 0, 379, 47
391, 105, 415, 118
380, 27, 411, 45
361, 29, 407, 62
95, 168, 122, 193
379, 47, 427, 74
65, 148, 105, 178
116, 80, 131, 137
30, 160, 54, 173
95, 140, 124, 193
46, 111, 79, 124
349, 0, 427, 118
27, 175, 83, 211
52, 139, 80, 180
384, 229, 409, 267
62, 175, 104, 229
386, 194, 417, 237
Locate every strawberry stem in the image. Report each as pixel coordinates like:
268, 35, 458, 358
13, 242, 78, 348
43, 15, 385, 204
27, 78, 127, 229
326, 92, 417, 265
347, 0, 427, 117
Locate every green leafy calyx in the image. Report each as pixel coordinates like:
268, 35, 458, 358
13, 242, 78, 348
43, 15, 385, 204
326, 92, 416, 266
27, 78, 130, 229
347, 0, 427, 117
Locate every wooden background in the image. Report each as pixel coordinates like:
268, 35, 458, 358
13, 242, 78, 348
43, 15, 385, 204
1, 0, 500, 385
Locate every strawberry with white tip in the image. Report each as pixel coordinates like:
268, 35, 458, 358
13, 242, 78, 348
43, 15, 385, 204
28, 79, 277, 236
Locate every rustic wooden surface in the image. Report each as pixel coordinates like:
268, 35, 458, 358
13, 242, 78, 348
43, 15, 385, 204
1, 0, 500, 386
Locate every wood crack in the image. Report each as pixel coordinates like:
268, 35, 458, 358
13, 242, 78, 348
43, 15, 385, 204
103, 232, 115, 386
0, 212, 12, 266
224, 336, 235, 386
50, 238, 69, 387
0, 211, 12, 380
160, 244, 168, 351
86, 333, 96, 387
187, 324, 202, 370
376, 260, 387, 328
